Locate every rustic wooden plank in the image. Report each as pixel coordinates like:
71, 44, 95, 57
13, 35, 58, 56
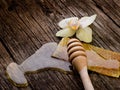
0, 10, 38, 63
92, 0, 120, 26
0, 0, 120, 90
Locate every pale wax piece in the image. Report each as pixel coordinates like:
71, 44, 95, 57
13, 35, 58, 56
6, 42, 71, 87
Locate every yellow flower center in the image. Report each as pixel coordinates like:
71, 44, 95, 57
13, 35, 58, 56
68, 19, 80, 30
71, 25, 79, 30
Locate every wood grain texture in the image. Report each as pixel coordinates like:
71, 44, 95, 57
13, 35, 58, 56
0, 0, 120, 90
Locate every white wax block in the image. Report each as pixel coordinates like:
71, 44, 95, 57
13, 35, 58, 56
20, 42, 71, 72
7, 63, 27, 85
6, 42, 71, 86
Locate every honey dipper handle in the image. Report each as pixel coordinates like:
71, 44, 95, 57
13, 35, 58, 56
79, 66, 94, 90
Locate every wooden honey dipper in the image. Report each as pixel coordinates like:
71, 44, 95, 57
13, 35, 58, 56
67, 38, 94, 90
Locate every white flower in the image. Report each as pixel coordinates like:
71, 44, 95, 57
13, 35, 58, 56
56, 14, 97, 43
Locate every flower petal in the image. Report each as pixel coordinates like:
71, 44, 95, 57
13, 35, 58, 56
56, 28, 76, 37
79, 14, 97, 28
58, 17, 78, 28
76, 27, 92, 43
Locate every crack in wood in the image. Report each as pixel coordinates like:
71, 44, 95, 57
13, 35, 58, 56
0, 38, 16, 62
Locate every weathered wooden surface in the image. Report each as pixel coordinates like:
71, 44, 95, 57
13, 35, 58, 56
0, 0, 120, 90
